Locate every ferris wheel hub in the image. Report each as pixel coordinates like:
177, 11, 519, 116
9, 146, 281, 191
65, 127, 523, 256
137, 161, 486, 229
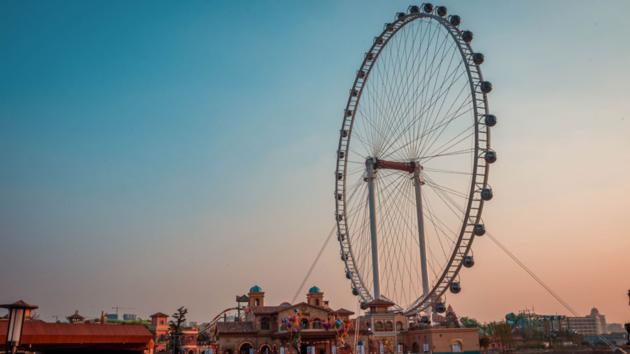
368, 158, 420, 174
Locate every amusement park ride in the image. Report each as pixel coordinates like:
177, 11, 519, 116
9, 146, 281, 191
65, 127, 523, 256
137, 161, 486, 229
334, 2, 494, 318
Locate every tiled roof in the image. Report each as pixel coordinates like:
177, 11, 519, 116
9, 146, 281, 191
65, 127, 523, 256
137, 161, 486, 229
334, 308, 355, 315
216, 321, 256, 333
150, 312, 169, 318
0, 320, 152, 345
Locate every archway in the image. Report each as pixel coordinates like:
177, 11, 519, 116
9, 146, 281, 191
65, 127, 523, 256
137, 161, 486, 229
240, 343, 254, 354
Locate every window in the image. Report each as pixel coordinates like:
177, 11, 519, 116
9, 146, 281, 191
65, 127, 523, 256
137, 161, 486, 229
375, 321, 384, 331
451, 341, 462, 353
385, 321, 393, 331
261, 317, 271, 330
396, 321, 403, 331
255, 299, 260, 306
312, 319, 322, 329
316, 299, 320, 306
301, 318, 309, 329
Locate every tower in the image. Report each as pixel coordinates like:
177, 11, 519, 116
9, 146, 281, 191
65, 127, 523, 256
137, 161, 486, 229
248, 285, 265, 308
306, 286, 324, 307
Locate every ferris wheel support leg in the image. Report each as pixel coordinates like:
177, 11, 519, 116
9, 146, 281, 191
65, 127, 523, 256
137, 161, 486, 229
413, 166, 431, 308
366, 158, 381, 299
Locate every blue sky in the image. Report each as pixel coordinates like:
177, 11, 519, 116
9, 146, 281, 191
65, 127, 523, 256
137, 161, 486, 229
1, 1, 629, 323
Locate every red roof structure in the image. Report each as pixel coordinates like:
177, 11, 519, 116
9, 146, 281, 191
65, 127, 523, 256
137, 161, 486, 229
0, 320, 153, 353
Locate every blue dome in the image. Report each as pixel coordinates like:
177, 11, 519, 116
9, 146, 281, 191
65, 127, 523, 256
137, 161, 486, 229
308, 286, 321, 294
250, 285, 262, 293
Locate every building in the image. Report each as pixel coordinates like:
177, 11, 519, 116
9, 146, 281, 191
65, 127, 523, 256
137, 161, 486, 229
210, 285, 479, 354
212, 285, 354, 354
561, 308, 607, 336
150, 312, 170, 353
0, 319, 153, 353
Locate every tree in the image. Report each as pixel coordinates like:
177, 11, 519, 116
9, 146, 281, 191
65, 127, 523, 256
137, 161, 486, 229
493, 322, 514, 352
169, 307, 188, 354
479, 336, 490, 351
460, 316, 481, 329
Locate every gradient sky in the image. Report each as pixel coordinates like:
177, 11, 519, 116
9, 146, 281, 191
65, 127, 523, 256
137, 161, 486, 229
1, 1, 629, 324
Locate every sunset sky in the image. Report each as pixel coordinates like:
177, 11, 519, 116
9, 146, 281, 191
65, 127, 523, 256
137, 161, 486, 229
1, 1, 629, 324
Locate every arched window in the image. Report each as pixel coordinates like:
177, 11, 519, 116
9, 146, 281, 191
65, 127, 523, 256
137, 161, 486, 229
301, 318, 309, 329
396, 321, 403, 331
261, 317, 271, 330
451, 340, 462, 353
385, 321, 393, 331
312, 318, 322, 329
375, 321, 384, 331
260, 345, 271, 354
255, 299, 260, 306
411, 342, 419, 354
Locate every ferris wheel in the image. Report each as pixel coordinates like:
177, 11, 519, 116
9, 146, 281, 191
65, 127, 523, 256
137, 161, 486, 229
335, 3, 497, 316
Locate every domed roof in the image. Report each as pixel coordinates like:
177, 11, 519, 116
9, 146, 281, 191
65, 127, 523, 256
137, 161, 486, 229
308, 286, 321, 294
249, 285, 263, 293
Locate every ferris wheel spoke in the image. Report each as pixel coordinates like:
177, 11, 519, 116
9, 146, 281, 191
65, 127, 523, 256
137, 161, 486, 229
413, 34, 461, 157
379, 63, 466, 160
376, 20, 440, 156
424, 167, 472, 176
380, 22, 439, 150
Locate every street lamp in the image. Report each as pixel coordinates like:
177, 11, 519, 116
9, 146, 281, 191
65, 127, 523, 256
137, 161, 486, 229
1, 300, 38, 354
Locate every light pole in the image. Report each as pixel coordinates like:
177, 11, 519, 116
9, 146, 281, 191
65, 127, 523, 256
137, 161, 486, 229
1, 300, 38, 354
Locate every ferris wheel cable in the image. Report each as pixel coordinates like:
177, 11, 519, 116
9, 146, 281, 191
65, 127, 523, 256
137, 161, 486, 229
484, 231, 582, 319
290, 224, 336, 304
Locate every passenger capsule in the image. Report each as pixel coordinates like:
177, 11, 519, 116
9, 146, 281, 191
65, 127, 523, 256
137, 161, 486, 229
408, 5, 420, 14
484, 150, 497, 163
385, 23, 394, 32
422, 3, 434, 13
481, 187, 493, 201
480, 81, 493, 93
450, 282, 461, 294
463, 255, 475, 268
341, 253, 348, 261
366, 52, 374, 61
473, 223, 486, 236
435, 302, 447, 313
484, 114, 497, 127
346, 271, 352, 279
449, 15, 461, 27
351, 89, 358, 97
337, 234, 345, 241
337, 214, 344, 221
337, 172, 343, 180
337, 193, 343, 201
436, 6, 447, 17
472, 53, 484, 65
352, 287, 359, 296
375, 36, 384, 45
462, 30, 473, 43
420, 315, 430, 324
338, 151, 345, 159
357, 70, 366, 79
396, 12, 406, 20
